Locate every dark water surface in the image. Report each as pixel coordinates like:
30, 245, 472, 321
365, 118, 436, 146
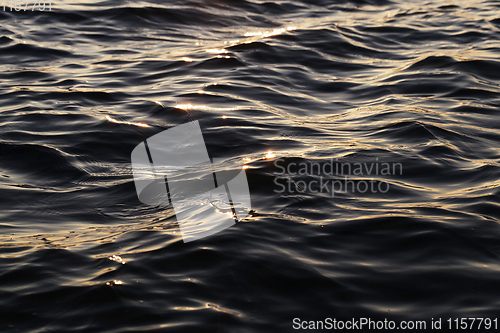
1, 0, 500, 331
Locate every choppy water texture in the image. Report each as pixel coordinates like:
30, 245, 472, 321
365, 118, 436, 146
1, 0, 500, 331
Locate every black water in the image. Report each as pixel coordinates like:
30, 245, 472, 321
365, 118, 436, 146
1, 0, 500, 332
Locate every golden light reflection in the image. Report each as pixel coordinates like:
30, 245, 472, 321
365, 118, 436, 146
265, 151, 276, 159
105, 115, 148, 128
176, 104, 238, 112
175, 104, 207, 110
106, 280, 123, 286
182, 57, 193, 62
206, 303, 241, 316
109, 254, 126, 264
206, 48, 227, 54
244, 27, 296, 38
